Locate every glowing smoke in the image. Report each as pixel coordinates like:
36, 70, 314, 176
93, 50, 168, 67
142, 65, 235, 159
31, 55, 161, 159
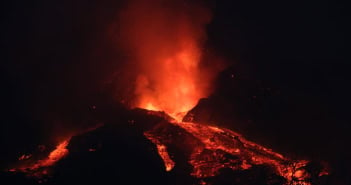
118, 0, 222, 119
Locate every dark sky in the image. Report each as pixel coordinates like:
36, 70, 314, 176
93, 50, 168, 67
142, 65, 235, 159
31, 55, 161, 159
1, 0, 350, 178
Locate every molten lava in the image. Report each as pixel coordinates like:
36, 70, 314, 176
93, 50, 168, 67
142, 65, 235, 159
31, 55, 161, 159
144, 132, 175, 171
118, 1, 328, 184
9, 139, 70, 178
143, 112, 328, 185
4, 1, 329, 185
30, 139, 70, 169
8, 123, 104, 178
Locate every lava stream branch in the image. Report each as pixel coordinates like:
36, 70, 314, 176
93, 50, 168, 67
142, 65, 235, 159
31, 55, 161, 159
144, 116, 328, 185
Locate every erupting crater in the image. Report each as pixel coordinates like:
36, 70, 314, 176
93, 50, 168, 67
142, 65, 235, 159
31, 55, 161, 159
4, 1, 330, 185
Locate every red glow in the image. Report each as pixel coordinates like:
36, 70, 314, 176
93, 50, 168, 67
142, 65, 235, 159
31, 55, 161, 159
118, 1, 328, 184
18, 154, 32, 161
145, 132, 175, 171
118, 0, 219, 121
30, 139, 70, 169
144, 116, 328, 185
8, 124, 105, 178
9, 139, 70, 178
135, 45, 206, 121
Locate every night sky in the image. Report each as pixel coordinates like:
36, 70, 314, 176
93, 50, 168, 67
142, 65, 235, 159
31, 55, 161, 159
1, 0, 350, 184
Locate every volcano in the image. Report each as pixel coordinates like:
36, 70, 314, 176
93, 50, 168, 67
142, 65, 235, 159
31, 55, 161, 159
4, 102, 329, 185
2, 0, 349, 185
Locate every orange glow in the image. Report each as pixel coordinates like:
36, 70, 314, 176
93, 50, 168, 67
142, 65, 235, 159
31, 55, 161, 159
118, 2, 326, 184
170, 121, 290, 178
145, 132, 175, 171
8, 124, 104, 178
10, 139, 70, 178
30, 139, 70, 169
118, 0, 219, 121
144, 113, 327, 184
135, 45, 204, 121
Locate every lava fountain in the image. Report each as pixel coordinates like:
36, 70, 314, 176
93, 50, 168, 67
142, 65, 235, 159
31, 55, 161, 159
118, 0, 220, 121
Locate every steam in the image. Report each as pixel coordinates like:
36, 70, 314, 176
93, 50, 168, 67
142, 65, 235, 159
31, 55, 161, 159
118, 0, 221, 118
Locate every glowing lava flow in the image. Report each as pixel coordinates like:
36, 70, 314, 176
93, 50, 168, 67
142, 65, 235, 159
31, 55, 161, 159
144, 132, 175, 171
142, 111, 328, 185
9, 138, 70, 178
8, 123, 104, 178
125, 0, 328, 180
29, 139, 70, 170
124, 1, 329, 180
169, 121, 306, 180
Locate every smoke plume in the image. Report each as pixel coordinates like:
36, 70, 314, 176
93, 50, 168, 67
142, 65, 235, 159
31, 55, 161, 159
118, 0, 221, 118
